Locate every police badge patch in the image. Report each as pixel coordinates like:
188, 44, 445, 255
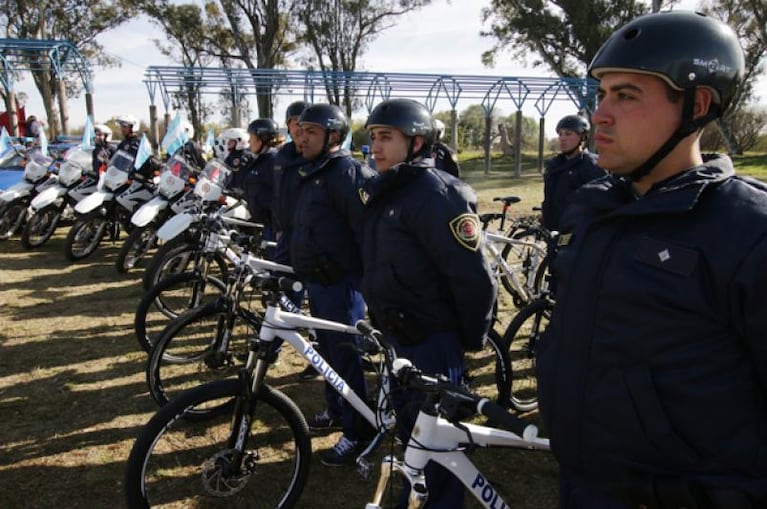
449, 213, 481, 251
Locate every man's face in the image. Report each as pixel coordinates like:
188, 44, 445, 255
369, 126, 410, 173
287, 118, 303, 152
592, 72, 682, 176
119, 123, 132, 136
557, 129, 582, 155
298, 123, 327, 160
248, 133, 263, 153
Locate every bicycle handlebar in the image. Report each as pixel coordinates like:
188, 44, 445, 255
391, 358, 538, 440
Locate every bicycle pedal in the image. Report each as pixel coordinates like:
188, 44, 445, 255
356, 456, 373, 480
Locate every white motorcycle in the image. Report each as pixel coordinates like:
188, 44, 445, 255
143, 159, 253, 291
20, 147, 98, 249
63, 149, 157, 261
114, 152, 200, 273
0, 148, 59, 240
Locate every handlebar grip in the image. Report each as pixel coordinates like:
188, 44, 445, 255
477, 399, 538, 440
355, 320, 376, 336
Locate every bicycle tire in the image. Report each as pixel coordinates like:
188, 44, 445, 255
21, 204, 61, 248
142, 236, 229, 292
147, 300, 258, 412
125, 379, 311, 509
464, 328, 512, 408
64, 210, 108, 261
134, 271, 227, 354
116, 224, 158, 273
501, 298, 553, 412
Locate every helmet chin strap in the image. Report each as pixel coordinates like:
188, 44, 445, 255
628, 89, 717, 182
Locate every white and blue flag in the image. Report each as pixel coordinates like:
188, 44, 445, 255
161, 112, 188, 156
341, 129, 352, 150
134, 133, 153, 170
81, 115, 95, 149
39, 124, 48, 156
0, 126, 12, 155
203, 128, 215, 155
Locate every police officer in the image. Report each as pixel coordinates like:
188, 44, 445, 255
291, 103, 376, 466
176, 121, 206, 170
536, 11, 767, 509
272, 101, 310, 266
431, 118, 461, 178
219, 127, 251, 190
115, 114, 141, 156
541, 114, 605, 232
242, 118, 281, 251
92, 123, 115, 174
362, 98, 496, 508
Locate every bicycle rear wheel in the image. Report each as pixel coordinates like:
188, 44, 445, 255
134, 272, 226, 354
500, 227, 549, 306
501, 298, 553, 412
147, 300, 258, 412
463, 328, 512, 408
125, 379, 311, 509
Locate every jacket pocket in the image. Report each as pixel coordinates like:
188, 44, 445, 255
622, 365, 700, 466
634, 235, 698, 277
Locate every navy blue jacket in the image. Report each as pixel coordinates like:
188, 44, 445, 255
360, 162, 496, 350
242, 148, 277, 226
432, 142, 461, 179
541, 150, 605, 231
537, 156, 767, 502
224, 149, 254, 191
290, 149, 375, 284
116, 135, 140, 157
272, 142, 305, 235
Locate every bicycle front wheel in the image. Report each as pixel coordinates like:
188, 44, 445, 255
147, 300, 256, 411
502, 298, 553, 412
134, 272, 226, 354
125, 379, 312, 509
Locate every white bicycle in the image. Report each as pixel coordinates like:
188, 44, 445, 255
365, 359, 550, 508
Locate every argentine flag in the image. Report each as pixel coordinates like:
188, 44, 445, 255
203, 128, 215, 155
39, 124, 48, 156
81, 115, 95, 149
341, 129, 352, 150
134, 134, 153, 170
161, 112, 188, 156
0, 126, 12, 155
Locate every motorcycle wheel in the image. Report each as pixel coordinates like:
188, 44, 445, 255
115, 224, 158, 273
0, 199, 28, 240
21, 204, 62, 249
64, 210, 109, 261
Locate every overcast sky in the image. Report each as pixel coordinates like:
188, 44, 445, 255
12, 0, 765, 138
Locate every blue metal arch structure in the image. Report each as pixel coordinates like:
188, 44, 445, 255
143, 66, 597, 173
0, 38, 94, 136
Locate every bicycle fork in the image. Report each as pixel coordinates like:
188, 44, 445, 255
365, 455, 428, 509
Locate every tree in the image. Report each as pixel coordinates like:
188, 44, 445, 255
202, 0, 302, 119
0, 0, 137, 136
296, 0, 432, 116
138, 2, 217, 138
480, 0, 650, 78
700, 0, 767, 154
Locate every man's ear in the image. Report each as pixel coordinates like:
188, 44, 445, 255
412, 135, 424, 153
693, 87, 714, 120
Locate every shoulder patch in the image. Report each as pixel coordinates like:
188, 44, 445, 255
449, 213, 481, 251
359, 188, 369, 205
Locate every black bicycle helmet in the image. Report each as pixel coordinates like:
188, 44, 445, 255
556, 115, 589, 135
588, 10, 745, 181
247, 118, 280, 148
365, 98, 436, 161
298, 104, 349, 150
285, 100, 311, 124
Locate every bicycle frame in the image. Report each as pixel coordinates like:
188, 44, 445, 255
483, 230, 546, 304
366, 398, 550, 509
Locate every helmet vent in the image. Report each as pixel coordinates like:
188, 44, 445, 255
624, 28, 641, 40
